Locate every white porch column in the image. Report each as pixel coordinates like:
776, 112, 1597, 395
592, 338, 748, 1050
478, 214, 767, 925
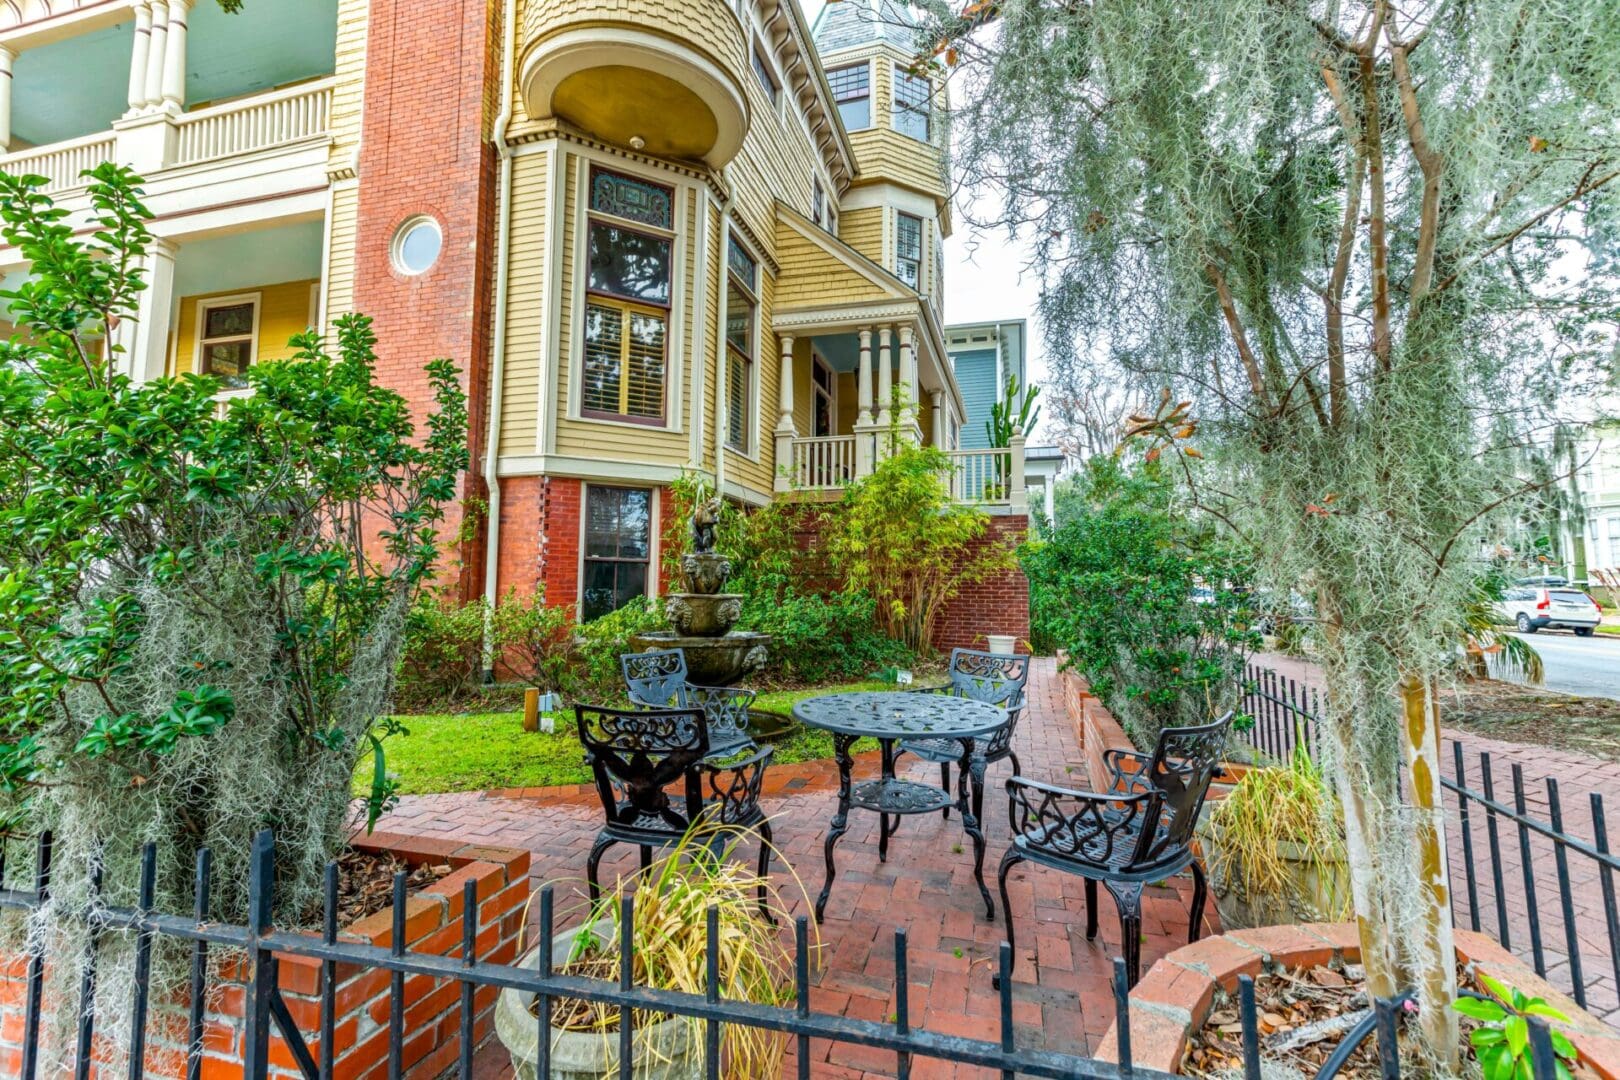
143, 1, 169, 108
773, 334, 796, 492
0, 46, 14, 153
876, 326, 893, 427
161, 0, 192, 110
1008, 432, 1029, 512
1044, 474, 1056, 524
898, 324, 918, 440
126, 3, 153, 115
130, 237, 178, 383
856, 329, 873, 425
930, 390, 943, 446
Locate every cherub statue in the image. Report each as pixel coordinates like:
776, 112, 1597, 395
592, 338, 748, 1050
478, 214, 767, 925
691, 496, 722, 554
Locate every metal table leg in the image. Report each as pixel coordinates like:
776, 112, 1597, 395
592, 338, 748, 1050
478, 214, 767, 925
957, 737, 995, 920
815, 733, 858, 923
878, 738, 896, 863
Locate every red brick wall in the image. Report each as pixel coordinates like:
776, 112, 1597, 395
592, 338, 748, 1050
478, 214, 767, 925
657, 486, 679, 596
537, 476, 583, 613
932, 515, 1031, 654
0, 839, 530, 1079
352, 0, 503, 603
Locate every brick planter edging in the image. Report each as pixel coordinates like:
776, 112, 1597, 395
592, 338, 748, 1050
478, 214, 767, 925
1095, 924, 1620, 1079
1057, 664, 1252, 799
0, 833, 530, 1079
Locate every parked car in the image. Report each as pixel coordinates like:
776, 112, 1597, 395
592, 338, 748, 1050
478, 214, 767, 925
1514, 574, 1571, 588
1495, 586, 1602, 636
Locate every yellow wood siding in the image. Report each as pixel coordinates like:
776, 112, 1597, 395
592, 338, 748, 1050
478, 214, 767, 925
499, 158, 550, 455
836, 206, 885, 268
773, 217, 895, 308
170, 280, 319, 378
328, 0, 368, 171
323, 182, 359, 326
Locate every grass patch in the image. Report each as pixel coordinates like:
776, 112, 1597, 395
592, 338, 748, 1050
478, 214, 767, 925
366, 680, 904, 796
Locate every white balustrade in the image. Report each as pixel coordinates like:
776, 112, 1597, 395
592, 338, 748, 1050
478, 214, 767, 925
174, 79, 334, 166
791, 435, 856, 490
945, 448, 1015, 504
1, 133, 118, 194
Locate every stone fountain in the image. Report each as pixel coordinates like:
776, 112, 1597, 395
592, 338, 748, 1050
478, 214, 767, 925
631, 494, 770, 686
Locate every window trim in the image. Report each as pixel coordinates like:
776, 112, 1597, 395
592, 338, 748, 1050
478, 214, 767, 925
578, 163, 678, 428
193, 292, 262, 384
891, 62, 932, 142
579, 483, 657, 621
827, 60, 871, 132
724, 234, 759, 455
752, 42, 780, 107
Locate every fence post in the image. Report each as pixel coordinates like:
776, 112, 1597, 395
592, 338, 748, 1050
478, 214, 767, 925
241, 830, 277, 1080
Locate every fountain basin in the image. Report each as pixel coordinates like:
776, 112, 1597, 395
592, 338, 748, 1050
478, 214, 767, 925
664, 593, 744, 637
629, 630, 770, 687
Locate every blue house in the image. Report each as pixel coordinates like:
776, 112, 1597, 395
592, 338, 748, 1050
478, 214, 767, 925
944, 318, 1063, 521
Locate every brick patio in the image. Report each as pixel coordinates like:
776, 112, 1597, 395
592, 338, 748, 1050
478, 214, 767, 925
371, 658, 1208, 1078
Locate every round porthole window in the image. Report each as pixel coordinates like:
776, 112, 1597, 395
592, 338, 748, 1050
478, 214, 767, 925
391, 216, 443, 276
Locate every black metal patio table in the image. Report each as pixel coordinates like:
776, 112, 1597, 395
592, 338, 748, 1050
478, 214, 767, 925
792, 691, 1008, 923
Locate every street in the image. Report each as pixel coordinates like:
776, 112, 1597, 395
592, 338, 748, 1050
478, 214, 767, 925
1494, 630, 1620, 699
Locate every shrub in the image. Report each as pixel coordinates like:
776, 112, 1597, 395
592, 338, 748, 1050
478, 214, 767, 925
397, 589, 487, 709
1022, 457, 1257, 748
821, 445, 1016, 653
491, 587, 575, 694
736, 592, 911, 684
573, 596, 668, 698
0, 165, 466, 1056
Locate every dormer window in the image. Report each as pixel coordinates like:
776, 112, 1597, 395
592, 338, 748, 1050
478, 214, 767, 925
828, 63, 870, 131
892, 65, 931, 141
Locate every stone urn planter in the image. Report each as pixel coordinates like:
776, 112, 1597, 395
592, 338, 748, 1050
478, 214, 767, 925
495, 922, 701, 1080
1195, 820, 1350, 931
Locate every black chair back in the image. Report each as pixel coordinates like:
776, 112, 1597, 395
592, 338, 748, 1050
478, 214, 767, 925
949, 648, 1029, 753
1129, 711, 1233, 866
621, 648, 690, 708
575, 704, 708, 833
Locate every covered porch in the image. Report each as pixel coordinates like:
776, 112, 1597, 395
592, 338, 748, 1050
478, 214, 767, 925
770, 300, 1029, 510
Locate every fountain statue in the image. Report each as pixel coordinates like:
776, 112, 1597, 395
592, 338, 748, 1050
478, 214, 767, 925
630, 493, 770, 686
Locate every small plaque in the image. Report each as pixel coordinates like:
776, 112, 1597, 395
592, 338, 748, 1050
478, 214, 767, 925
896, 670, 914, 685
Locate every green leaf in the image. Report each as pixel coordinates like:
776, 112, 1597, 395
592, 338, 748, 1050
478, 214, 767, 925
1455, 997, 1509, 1022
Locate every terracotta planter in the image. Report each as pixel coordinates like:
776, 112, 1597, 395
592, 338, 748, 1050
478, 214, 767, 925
495, 924, 700, 1080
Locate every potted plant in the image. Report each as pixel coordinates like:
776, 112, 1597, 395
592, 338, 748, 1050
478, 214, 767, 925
495, 824, 803, 1079
1196, 747, 1350, 930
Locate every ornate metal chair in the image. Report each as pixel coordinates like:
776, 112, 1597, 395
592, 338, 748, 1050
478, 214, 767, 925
895, 648, 1030, 822
621, 647, 757, 759
576, 703, 775, 912
997, 713, 1232, 987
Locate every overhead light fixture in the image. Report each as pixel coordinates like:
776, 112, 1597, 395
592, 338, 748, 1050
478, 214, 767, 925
629, 135, 646, 150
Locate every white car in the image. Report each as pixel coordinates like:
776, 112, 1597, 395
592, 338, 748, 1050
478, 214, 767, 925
1495, 586, 1603, 636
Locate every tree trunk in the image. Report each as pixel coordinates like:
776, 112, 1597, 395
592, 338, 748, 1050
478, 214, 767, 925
1400, 673, 1461, 1068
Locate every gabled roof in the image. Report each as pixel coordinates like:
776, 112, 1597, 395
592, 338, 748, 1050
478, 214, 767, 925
812, 0, 924, 56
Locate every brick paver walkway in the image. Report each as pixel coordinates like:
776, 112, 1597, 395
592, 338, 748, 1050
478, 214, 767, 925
374, 659, 1205, 1078
1256, 652, 1620, 1023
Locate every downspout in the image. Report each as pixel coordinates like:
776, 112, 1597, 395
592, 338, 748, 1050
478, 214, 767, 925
481, 0, 521, 679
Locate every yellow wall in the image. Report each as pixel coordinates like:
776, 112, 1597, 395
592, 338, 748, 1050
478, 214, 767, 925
170, 280, 319, 378
839, 206, 885, 268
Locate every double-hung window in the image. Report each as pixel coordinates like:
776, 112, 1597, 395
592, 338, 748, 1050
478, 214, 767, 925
583, 167, 673, 426
812, 179, 825, 228
725, 237, 758, 453
753, 45, 779, 106
895, 212, 922, 290
828, 63, 870, 130
197, 296, 259, 389
582, 485, 652, 621
892, 65, 931, 141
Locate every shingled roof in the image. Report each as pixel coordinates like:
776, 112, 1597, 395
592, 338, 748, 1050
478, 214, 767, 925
811, 0, 924, 55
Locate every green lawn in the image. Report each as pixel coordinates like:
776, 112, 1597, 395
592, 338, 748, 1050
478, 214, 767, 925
365, 681, 898, 796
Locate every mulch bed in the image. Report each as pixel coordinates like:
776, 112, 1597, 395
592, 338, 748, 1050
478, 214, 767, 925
1444, 678, 1620, 763
1183, 964, 1482, 1080
298, 848, 454, 929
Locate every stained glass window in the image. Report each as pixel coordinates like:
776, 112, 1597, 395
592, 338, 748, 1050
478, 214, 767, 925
590, 168, 673, 229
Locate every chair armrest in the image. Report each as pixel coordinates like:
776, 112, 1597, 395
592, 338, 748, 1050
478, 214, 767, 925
1004, 776, 1154, 860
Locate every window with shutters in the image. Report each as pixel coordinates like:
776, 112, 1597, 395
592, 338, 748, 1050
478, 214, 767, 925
583, 167, 673, 426
895, 212, 922, 290
892, 65, 931, 141
828, 63, 870, 130
582, 485, 653, 621
725, 236, 758, 453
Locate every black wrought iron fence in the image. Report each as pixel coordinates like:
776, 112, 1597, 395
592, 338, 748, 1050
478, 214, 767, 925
1239, 664, 1619, 1025
0, 828, 1576, 1080
1239, 663, 1319, 761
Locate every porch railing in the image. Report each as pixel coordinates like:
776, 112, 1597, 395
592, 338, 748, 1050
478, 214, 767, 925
789, 434, 855, 490
175, 79, 335, 167
946, 447, 1015, 505
0, 131, 118, 194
